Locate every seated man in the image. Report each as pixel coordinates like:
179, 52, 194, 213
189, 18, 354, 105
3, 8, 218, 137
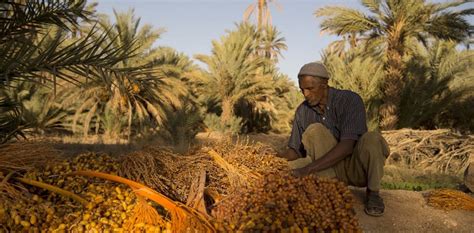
278, 62, 390, 217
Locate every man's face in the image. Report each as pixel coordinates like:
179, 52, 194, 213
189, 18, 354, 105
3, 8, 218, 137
298, 75, 326, 107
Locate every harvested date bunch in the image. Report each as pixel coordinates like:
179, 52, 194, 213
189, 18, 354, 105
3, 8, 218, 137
0, 153, 171, 232
212, 172, 361, 232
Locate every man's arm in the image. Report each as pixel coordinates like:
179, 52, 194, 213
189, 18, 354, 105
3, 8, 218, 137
293, 139, 356, 176
276, 148, 301, 161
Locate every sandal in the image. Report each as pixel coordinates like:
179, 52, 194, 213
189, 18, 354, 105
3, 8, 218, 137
364, 193, 385, 217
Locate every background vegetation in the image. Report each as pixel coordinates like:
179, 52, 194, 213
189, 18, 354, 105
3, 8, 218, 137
0, 0, 472, 145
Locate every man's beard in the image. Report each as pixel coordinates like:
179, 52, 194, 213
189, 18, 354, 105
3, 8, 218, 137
308, 91, 325, 107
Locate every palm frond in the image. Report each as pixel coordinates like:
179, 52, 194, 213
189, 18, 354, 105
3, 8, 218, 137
0, 96, 25, 143
0, 0, 90, 42
361, 0, 382, 15
315, 6, 380, 35
399, 40, 474, 130
1, 24, 139, 85
426, 12, 471, 42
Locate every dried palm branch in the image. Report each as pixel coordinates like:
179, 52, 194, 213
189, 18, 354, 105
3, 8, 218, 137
71, 170, 216, 232
124, 194, 166, 230
384, 129, 473, 174
185, 169, 208, 217
15, 177, 88, 206
426, 189, 474, 211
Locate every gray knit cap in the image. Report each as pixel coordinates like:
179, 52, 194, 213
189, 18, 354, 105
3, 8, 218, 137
298, 62, 329, 79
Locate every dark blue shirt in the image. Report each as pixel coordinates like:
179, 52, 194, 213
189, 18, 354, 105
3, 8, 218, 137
288, 87, 368, 157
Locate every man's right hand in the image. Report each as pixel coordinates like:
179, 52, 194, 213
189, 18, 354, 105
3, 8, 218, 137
276, 148, 300, 161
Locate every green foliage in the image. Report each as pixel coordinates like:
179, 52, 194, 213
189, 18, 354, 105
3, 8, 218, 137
196, 22, 274, 128
0, 96, 24, 143
1, 5, 136, 85
64, 10, 188, 139
196, 22, 296, 134
100, 102, 126, 138
381, 181, 459, 191
235, 98, 275, 133
204, 114, 242, 135
1, 81, 69, 134
382, 165, 463, 191
268, 75, 303, 134
399, 41, 474, 132
93, 8, 166, 68
0, 1, 161, 143
158, 100, 203, 146
258, 25, 288, 62
150, 47, 206, 143
315, 0, 471, 45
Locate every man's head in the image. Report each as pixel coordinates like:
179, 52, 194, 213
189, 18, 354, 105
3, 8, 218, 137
297, 62, 329, 107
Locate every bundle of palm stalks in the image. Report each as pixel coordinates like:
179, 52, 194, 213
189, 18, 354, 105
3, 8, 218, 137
118, 139, 288, 202
119, 146, 215, 203
0, 142, 61, 202
383, 129, 473, 174
0, 142, 61, 172
425, 189, 474, 211
196, 138, 289, 196
119, 147, 182, 201
212, 172, 360, 232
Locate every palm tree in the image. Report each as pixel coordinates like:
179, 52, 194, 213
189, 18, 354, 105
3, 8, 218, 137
399, 40, 474, 130
63, 68, 184, 138
1, 81, 69, 135
196, 23, 274, 129
0, 0, 136, 143
147, 46, 205, 145
94, 8, 166, 67
315, 0, 472, 129
259, 25, 287, 62
243, 1, 287, 62
0, 1, 134, 85
65, 9, 186, 138
0, 97, 23, 143
244, 0, 280, 30
268, 74, 303, 133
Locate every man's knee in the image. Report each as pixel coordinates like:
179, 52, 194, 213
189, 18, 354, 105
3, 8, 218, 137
360, 132, 382, 144
305, 123, 328, 135
301, 123, 337, 159
358, 132, 390, 158
302, 123, 330, 141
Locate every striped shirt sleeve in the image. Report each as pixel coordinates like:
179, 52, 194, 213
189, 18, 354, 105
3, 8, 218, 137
339, 92, 367, 140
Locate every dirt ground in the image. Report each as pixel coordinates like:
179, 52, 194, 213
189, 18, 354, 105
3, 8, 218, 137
350, 187, 474, 233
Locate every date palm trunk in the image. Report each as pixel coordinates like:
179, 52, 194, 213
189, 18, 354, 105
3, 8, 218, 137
380, 22, 406, 130
220, 97, 234, 126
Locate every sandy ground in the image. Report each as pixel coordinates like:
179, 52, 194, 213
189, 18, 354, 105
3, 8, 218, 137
350, 188, 474, 233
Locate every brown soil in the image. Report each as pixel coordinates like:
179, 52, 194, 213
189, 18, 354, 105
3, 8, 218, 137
350, 187, 474, 233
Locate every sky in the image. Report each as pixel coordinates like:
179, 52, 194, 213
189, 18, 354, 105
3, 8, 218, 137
95, 0, 473, 83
